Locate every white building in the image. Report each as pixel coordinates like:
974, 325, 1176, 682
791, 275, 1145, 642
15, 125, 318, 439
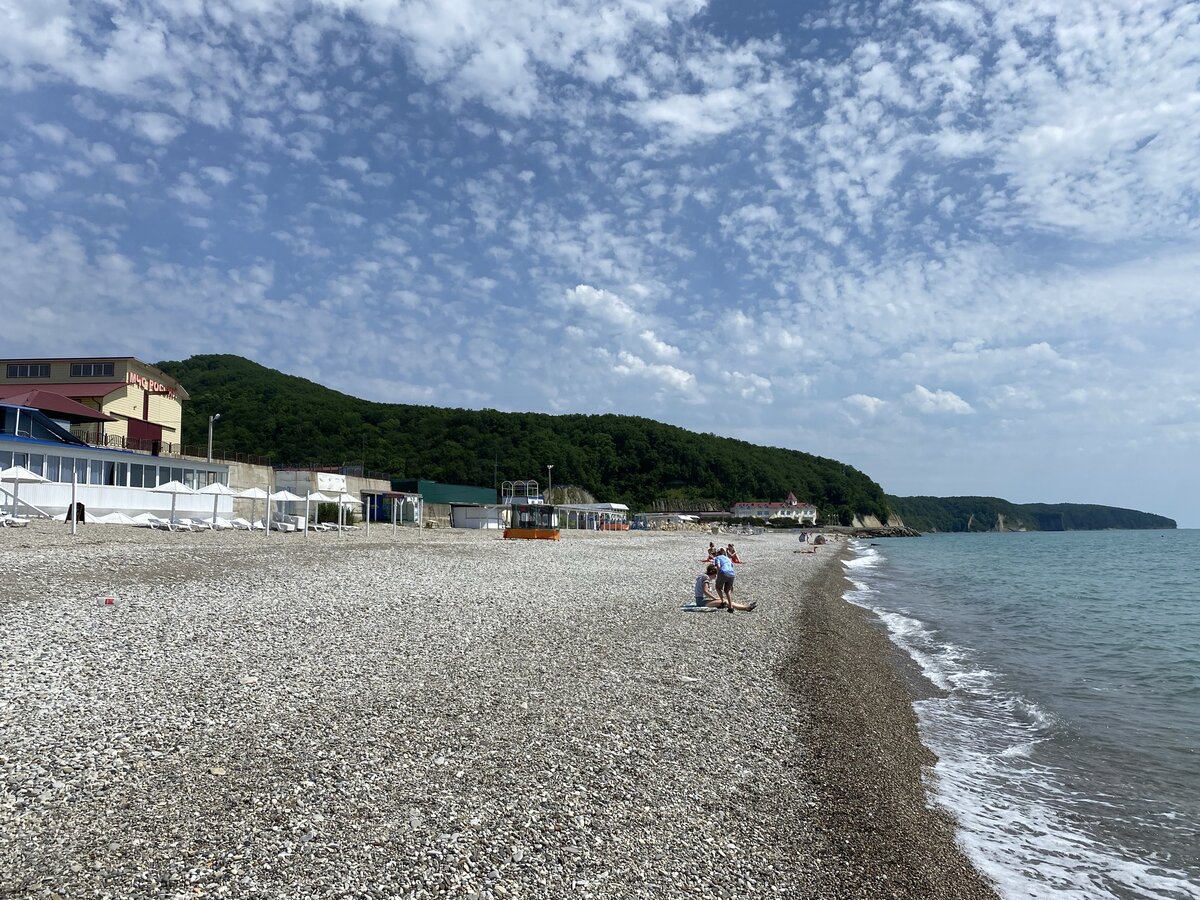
730, 492, 818, 524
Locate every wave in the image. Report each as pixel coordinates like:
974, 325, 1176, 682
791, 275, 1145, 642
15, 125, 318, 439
842, 541, 1200, 900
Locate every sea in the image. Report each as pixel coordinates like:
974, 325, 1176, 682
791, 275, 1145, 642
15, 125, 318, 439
843, 529, 1200, 900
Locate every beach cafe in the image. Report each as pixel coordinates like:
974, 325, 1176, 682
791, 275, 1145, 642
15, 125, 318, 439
1, 401, 230, 520
556, 502, 630, 530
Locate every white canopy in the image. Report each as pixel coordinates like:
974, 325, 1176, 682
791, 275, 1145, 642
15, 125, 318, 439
270, 490, 306, 502
198, 482, 239, 522
302, 491, 335, 537
336, 492, 363, 505
153, 480, 195, 494
0, 465, 49, 483
198, 482, 239, 496
1, 465, 49, 518
235, 487, 268, 500
153, 480, 195, 521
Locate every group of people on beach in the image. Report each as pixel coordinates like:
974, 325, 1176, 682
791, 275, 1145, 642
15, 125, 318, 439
693, 542, 757, 613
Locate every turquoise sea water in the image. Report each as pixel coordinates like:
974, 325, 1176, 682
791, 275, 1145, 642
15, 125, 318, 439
843, 530, 1199, 900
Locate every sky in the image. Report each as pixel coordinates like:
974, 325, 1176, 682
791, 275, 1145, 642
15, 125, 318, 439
1, 0, 1199, 526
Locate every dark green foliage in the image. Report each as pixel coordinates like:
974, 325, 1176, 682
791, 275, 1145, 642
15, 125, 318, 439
157, 354, 891, 517
888, 495, 1175, 532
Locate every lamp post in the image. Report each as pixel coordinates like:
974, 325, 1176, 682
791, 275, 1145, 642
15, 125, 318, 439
207, 413, 221, 462
546, 464, 554, 501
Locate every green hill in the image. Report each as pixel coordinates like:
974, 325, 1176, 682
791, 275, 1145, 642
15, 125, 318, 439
888, 495, 1176, 532
156, 354, 892, 522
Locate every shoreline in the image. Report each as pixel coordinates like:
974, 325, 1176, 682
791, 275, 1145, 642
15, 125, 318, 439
1, 524, 996, 897
790, 552, 998, 899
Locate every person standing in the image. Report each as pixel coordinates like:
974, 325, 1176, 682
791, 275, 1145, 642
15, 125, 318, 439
713, 548, 743, 612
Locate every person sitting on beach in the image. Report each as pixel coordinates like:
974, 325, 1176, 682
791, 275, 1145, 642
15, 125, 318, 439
725, 543, 742, 563
694, 564, 723, 607
706, 542, 718, 559
694, 564, 756, 612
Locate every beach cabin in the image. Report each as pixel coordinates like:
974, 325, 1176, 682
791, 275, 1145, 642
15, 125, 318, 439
501, 479, 560, 540
450, 503, 505, 529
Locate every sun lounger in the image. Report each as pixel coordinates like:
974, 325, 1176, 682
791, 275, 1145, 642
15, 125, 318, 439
230, 518, 253, 530
1, 515, 30, 528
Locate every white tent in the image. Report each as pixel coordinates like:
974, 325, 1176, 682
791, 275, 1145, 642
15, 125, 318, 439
152, 479, 196, 523
0, 465, 49, 518
198, 482, 239, 525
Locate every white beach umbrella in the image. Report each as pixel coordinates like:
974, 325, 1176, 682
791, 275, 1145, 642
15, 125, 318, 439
152, 480, 196, 522
235, 486, 269, 526
198, 482, 239, 524
336, 492, 362, 530
304, 491, 333, 535
269, 489, 305, 527
0, 465, 49, 517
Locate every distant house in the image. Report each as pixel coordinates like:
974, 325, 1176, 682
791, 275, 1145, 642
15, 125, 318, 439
730, 491, 818, 524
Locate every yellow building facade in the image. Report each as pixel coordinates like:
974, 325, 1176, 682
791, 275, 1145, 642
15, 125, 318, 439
0, 357, 189, 448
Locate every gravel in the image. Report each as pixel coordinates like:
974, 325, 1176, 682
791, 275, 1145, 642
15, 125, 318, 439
0, 522, 995, 899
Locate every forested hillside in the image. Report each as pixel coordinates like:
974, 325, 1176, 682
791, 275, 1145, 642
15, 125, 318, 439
158, 355, 891, 521
889, 496, 1176, 532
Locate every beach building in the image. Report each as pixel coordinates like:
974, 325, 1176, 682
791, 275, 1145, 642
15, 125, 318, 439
557, 502, 630, 530
274, 467, 415, 526
393, 479, 495, 527
449, 504, 506, 529
0, 357, 188, 450
730, 492, 819, 524
1, 401, 230, 520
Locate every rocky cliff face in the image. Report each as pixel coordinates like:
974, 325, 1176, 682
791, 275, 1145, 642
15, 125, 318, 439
852, 513, 905, 529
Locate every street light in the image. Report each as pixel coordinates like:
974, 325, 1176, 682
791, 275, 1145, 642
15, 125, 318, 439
546, 464, 554, 501
207, 413, 221, 462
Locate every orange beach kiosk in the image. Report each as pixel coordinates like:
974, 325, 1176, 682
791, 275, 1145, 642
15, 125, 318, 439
501, 479, 560, 540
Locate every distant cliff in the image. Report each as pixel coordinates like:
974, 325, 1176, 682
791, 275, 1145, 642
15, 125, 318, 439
887, 496, 1176, 533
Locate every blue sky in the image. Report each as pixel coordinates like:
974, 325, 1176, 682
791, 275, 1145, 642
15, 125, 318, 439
2, 0, 1199, 525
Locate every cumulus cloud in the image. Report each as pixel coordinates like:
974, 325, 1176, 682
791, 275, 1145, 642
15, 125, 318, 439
563, 284, 644, 329
907, 385, 973, 415
845, 394, 887, 416
131, 112, 185, 144
612, 350, 698, 396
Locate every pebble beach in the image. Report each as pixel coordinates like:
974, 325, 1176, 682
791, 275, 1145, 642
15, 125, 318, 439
1, 523, 997, 899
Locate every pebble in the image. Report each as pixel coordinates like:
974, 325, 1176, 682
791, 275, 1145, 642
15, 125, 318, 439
0, 522, 889, 898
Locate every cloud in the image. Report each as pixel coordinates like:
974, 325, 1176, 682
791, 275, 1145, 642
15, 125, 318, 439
563, 284, 644, 330
612, 350, 698, 396
907, 385, 973, 415
131, 112, 185, 144
200, 166, 234, 185
20, 171, 59, 196
845, 393, 886, 416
